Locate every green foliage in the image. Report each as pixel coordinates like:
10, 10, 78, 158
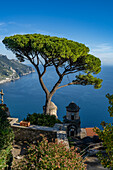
0, 107, 14, 169
95, 124, 113, 169
0, 104, 9, 112
3, 34, 102, 89
95, 94, 113, 169
3, 34, 89, 62
74, 74, 103, 89
24, 113, 62, 127
12, 136, 86, 170
106, 93, 113, 117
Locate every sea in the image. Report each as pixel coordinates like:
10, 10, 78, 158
0, 65, 113, 129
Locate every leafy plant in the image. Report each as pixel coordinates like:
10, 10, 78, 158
0, 107, 14, 169
94, 94, 113, 169
24, 113, 62, 127
12, 136, 86, 170
0, 104, 9, 112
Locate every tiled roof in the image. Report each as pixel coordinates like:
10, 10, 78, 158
85, 128, 98, 137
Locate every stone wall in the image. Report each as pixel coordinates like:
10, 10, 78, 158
12, 125, 57, 142
8, 118, 69, 148
66, 111, 79, 120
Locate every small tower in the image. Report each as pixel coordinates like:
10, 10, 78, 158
43, 101, 58, 118
64, 102, 81, 137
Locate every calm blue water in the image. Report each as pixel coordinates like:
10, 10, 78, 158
0, 66, 113, 129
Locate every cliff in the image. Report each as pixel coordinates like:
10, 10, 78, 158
0, 54, 35, 84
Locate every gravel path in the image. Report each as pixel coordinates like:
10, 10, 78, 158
85, 156, 109, 170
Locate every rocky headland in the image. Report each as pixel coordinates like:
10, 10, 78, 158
0, 54, 35, 84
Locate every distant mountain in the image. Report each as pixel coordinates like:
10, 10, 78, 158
0, 54, 35, 84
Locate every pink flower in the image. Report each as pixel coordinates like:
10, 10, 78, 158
39, 158, 42, 162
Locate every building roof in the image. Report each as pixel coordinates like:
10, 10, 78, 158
85, 128, 98, 137
66, 102, 80, 112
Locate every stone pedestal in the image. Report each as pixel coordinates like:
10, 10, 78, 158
43, 101, 58, 118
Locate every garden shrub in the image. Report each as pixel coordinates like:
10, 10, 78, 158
95, 124, 113, 169
0, 106, 14, 169
94, 94, 113, 169
24, 113, 62, 127
12, 136, 86, 170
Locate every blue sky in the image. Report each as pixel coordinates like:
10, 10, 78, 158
0, 0, 113, 65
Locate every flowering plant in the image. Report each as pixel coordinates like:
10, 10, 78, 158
12, 136, 86, 170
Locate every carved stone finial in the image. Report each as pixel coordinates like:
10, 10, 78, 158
0, 89, 4, 104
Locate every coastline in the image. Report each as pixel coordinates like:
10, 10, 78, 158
0, 70, 35, 85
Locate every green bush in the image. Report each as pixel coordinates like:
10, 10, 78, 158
0, 107, 14, 169
12, 136, 86, 170
95, 124, 113, 169
24, 113, 62, 127
94, 94, 113, 169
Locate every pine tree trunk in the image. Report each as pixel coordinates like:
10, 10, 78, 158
44, 95, 52, 115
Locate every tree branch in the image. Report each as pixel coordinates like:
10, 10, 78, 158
57, 81, 81, 89
55, 65, 62, 77
50, 75, 64, 96
41, 64, 47, 77
34, 52, 40, 66
52, 58, 62, 77
26, 54, 50, 96
64, 70, 78, 75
